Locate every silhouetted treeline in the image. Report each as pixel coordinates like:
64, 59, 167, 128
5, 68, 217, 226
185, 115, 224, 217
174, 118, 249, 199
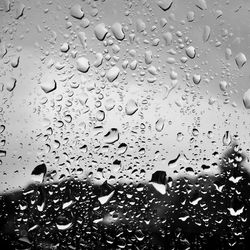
1, 144, 250, 249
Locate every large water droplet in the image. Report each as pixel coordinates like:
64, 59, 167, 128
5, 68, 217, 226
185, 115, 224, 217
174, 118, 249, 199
219, 81, 227, 91
0, 150, 6, 157
193, 74, 201, 84
70, 4, 84, 19
186, 46, 196, 59
203, 25, 211, 42
235, 52, 247, 69
157, 0, 173, 11
187, 11, 195, 22
155, 118, 165, 132
196, 0, 207, 10
125, 99, 138, 115
15, 2, 25, 19
106, 66, 120, 82
31, 163, 47, 183
104, 128, 119, 144
56, 214, 73, 230
150, 171, 167, 194
243, 89, 250, 109
222, 131, 231, 146
6, 77, 16, 92
145, 50, 153, 64
163, 32, 172, 46
136, 19, 146, 32
111, 22, 125, 40
94, 23, 108, 41
76, 57, 90, 73
41, 80, 57, 93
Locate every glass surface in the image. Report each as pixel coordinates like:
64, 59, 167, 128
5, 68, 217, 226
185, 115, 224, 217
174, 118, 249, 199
1, 0, 250, 249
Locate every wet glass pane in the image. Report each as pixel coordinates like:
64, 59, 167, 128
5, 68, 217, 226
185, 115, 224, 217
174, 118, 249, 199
1, 0, 250, 249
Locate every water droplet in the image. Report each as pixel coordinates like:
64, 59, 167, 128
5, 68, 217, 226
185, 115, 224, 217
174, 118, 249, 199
145, 50, 153, 64
98, 190, 115, 205
225, 48, 232, 60
106, 66, 120, 82
78, 31, 87, 49
94, 23, 108, 41
76, 57, 90, 73
104, 128, 119, 144
160, 17, 168, 27
16, 2, 25, 19
222, 131, 231, 146
168, 152, 188, 168
94, 53, 103, 67
235, 52, 247, 69
157, 0, 173, 11
215, 9, 223, 19
125, 99, 138, 115
60, 42, 69, 53
150, 171, 167, 194
228, 207, 244, 216
192, 128, 199, 136
185, 46, 196, 59
6, 77, 16, 92
163, 32, 172, 46
96, 110, 105, 121
56, 214, 73, 230
31, 163, 47, 183
177, 132, 184, 141
111, 22, 125, 40
70, 4, 84, 19
243, 89, 250, 109
203, 25, 211, 42
41, 80, 57, 93
155, 118, 165, 132
136, 19, 146, 32
219, 81, 227, 91
117, 143, 127, 155
11, 56, 20, 68
196, 0, 207, 10
193, 74, 201, 84
0, 150, 6, 157
105, 98, 116, 111
187, 11, 195, 22
0, 125, 5, 134
148, 65, 157, 75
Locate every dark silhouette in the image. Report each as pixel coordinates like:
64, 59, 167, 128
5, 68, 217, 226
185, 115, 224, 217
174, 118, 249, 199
1, 144, 250, 249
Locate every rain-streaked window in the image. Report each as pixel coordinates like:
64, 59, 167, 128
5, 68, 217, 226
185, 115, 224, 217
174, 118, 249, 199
1, 0, 250, 249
